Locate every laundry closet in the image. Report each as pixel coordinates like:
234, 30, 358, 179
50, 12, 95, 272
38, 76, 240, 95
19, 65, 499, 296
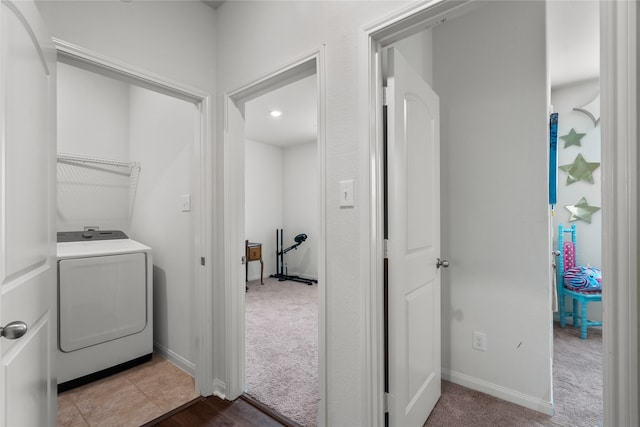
56, 61, 199, 388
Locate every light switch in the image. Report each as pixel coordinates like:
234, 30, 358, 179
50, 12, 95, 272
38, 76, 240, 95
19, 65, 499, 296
339, 180, 354, 207
180, 194, 191, 212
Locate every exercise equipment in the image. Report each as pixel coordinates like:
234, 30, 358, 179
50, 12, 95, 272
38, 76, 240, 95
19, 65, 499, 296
270, 229, 317, 286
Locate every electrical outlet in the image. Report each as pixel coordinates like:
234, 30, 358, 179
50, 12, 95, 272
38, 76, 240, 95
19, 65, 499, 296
473, 331, 487, 352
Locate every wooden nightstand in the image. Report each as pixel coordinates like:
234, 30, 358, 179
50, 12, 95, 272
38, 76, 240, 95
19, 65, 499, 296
245, 240, 264, 285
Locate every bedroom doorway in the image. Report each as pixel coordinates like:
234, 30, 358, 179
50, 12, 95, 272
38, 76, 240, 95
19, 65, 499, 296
243, 73, 320, 426
222, 51, 327, 426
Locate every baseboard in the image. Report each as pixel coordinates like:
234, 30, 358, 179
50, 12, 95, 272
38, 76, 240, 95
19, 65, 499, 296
442, 368, 554, 415
213, 378, 227, 399
153, 343, 195, 376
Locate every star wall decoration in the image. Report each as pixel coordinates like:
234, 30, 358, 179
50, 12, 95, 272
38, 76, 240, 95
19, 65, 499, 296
560, 128, 586, 148
565, 197, 600, 223
559, 153, 600, 185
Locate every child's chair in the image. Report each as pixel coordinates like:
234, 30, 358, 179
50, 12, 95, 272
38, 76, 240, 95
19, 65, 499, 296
556, 224, 602, 339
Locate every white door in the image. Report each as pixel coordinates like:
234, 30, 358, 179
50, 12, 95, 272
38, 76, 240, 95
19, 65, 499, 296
386, 47, 441, 427
0, 1, 57, 426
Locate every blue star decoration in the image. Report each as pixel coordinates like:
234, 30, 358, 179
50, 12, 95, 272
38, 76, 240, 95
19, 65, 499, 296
559, 153, 600, 185
560, 128, 586, 148
565, 197, 600, 223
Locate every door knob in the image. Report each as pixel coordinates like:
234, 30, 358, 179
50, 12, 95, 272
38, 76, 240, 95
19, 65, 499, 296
1, 321, 28, 340
436, 258, 449, 269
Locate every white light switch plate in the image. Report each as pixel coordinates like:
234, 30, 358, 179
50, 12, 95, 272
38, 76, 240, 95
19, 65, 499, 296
340, 180, 354, 207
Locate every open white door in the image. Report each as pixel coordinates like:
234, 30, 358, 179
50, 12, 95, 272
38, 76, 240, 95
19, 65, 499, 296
0, 1, 57, 425
386, 47, 441, 427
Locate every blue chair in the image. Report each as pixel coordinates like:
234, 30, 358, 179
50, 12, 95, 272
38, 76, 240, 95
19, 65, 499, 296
556, 224, 602, 339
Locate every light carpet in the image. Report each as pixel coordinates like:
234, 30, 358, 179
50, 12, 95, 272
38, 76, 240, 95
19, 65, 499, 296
245, 277, 319, 427
424, 322, 602, 426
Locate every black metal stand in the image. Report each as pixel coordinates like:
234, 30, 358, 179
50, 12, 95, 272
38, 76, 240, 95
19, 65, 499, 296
270, 229, 317, 286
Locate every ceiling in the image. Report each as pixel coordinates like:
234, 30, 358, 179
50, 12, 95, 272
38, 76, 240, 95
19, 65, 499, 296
238, 1, 598, 148
547, 0, 600, 88
245, 74, 317, 147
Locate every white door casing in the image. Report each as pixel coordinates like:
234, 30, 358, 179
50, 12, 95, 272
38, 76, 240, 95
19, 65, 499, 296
0, 0, 57, 425
386, 47, 441, 427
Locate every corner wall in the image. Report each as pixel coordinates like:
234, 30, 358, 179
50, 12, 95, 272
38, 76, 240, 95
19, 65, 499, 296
245, 139, 283, 279
128, 86, 198, 371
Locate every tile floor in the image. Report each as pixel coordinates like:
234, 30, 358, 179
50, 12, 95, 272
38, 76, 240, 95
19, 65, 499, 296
57, 354, 199, 427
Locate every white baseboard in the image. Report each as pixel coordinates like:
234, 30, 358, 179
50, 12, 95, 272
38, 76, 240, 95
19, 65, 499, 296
213, 378, 227, 400
153, 343, 195, 377
442, 368, 554, 415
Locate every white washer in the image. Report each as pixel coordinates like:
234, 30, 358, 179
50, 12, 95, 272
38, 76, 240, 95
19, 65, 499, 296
56, 230, 152, 391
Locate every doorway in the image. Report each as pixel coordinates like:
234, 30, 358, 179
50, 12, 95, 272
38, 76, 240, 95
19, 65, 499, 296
222, 52, 327, 425
53, 41, 212, 422
243, 73, 319, 426
548, 1, 603, 423
366, 1, 553, 424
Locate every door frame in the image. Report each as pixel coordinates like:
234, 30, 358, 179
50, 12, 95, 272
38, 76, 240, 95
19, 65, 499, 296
222, 47, 327, 425
600, 1, 638, 425
360, 0, 638, 425
52, 38, 215, 396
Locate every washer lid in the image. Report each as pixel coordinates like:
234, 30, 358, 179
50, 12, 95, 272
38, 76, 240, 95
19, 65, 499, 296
57, 239, 151, 259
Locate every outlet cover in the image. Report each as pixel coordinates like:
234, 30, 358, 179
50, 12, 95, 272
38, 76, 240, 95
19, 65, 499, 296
473, 331, 487, 352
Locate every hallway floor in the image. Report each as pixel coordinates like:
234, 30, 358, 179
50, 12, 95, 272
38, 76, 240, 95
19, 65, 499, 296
57, 354, 199, 427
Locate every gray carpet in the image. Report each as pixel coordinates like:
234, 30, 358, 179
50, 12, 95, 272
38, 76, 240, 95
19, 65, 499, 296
245, 277, 319, 427
425, 323, 602, 426
246, 279, 602, 427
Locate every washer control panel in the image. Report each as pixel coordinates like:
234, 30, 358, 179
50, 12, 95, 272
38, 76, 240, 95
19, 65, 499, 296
57, 230, 129, 243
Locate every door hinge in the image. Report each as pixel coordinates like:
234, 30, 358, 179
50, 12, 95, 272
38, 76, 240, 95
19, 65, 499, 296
241, 255, 246, 265
384, 239, 389, 258
383, 392, 390, 413
201, 257, 205, 266
383, 87, 388, 106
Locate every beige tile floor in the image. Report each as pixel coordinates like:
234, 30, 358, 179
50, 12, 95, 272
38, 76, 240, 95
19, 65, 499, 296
57, 354, 199, 427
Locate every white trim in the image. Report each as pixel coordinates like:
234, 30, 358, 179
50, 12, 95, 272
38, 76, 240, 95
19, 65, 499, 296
600, 1, 638, 426
153, 343, 196, 377
442, 369, 553, 416
222, 48, 328, 426
52, 39, 215, 397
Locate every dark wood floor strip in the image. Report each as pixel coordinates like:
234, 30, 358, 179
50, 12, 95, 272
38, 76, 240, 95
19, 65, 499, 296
146, 395, 287, 427
141, 396, 206, 427
241, 393, 302, 427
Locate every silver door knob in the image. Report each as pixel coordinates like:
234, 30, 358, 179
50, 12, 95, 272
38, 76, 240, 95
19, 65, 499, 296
1, 321, 28, 340
436, 258, 449, 269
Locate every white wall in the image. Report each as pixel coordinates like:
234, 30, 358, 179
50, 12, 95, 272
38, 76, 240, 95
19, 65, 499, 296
245, 139, 318, 281
551, 79, 602, 322
57, 63, 131, 232
434, 1, 552, 411
245, 139, 283, 279
128, 86, 198, 370
283, 141, 318, 279
214, 2, 422, 424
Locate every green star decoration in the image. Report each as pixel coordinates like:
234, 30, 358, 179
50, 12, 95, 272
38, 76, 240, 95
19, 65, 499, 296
560, 128, 586, 148
559, 153, 600, 185
565, 197, 600, 223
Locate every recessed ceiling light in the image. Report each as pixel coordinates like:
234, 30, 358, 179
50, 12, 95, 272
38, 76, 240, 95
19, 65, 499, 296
270, 110, 282, 118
